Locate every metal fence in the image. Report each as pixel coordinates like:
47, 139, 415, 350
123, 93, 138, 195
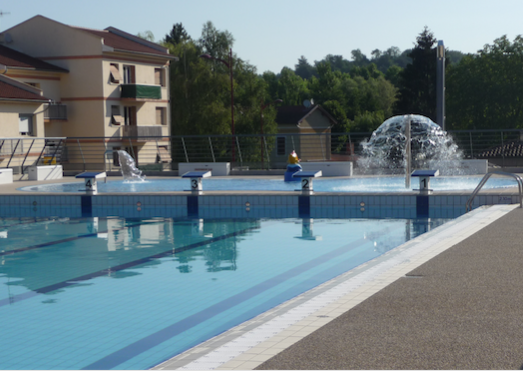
2, 130, 523, 175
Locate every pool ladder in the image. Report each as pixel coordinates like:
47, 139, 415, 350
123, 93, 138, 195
466, 171, 523, 212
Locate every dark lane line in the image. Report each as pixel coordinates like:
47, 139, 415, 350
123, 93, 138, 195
82, 236, 379, 370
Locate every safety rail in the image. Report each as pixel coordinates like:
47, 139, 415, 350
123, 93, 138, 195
466, 171, 523, 212
2, 129, 523, 175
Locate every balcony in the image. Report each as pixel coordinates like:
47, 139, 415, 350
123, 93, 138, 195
44, 104, 68, 120
122, 126, 162, 139
120, 84, 161, 100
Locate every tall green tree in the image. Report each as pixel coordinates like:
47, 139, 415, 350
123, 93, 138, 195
198, 21, 234, 60
447, 35, 523, 130
164, 23, 191, 46
294, 56, 316, 79
166, 21, 279, 164
395, 27, 438, 120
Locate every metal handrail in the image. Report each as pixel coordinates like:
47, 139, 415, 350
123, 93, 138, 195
466, 171, 523, 212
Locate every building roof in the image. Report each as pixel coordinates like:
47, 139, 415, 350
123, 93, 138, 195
77, 26, 177, 59
276, 105, 337, 126
478, 141, 523, 158
0, 44, 68, 72
0, 75, 49, 101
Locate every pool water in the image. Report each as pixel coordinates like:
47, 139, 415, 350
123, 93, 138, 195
0, 215, 449, 370
17, 175, 517, 193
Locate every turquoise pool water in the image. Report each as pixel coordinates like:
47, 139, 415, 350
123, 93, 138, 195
0, 215, 449, 370
17, 175, 517, 193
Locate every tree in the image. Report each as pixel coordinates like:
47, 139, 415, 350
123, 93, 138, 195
394, 27, 439, 120
263, 67, 309, 106
446, 35, 523, 130
137, 30, 155, 42
294, 56, 316, 79
164, 23, 191, 45
350, 49, 370, 67
198, 21, 234, 60
165, 22, 280, 165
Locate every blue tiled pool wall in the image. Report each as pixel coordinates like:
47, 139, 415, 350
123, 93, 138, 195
0, 193, 519, 219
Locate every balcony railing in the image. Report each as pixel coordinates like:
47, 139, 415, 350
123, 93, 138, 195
120, 84, 161, 100
44, 104, 68, 120
122, 126, 163, 138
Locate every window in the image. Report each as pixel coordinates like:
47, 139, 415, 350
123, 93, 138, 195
156, 107, 166, 125
19, 115, 34, 136
112, 146, 121, 166
123, 106, 137, 126
154, 68, 165, 86
277, 137, 286, 155
123, 65, 135, 84
110, 64, 121, 84
110, 105, 124, 125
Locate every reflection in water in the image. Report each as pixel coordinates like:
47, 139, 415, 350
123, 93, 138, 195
0, 216, 449, 302
295, 218, 322, 241
0, 217, 257, 297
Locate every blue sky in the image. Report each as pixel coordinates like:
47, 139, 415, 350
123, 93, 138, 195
2, 0, 523, 74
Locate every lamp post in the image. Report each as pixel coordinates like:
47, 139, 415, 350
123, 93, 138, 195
436, 40, 445, 130
200, 48, 235, 163
260, 99, 283, 169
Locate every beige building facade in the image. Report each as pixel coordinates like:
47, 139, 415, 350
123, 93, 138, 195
0, 15, 176, 172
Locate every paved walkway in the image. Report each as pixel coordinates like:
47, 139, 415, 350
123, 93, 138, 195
256, 206, 523, 370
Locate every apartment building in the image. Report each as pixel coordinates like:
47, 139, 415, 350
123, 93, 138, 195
0, 15, 176, 172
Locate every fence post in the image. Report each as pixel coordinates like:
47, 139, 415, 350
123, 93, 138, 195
208, 137, 216, 162
236, 136, 243, 167
181, 137, 189, 162
469, 132, 473, 159
263, 136, 270, 170
20, 139, 36, 174
76, 139, 86, 171
501, 132, 505, 168
6, 140, 20, 168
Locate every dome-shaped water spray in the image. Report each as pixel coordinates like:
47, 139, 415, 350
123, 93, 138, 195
358, 115, 463, 175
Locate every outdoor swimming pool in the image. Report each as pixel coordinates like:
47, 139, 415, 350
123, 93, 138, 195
17, 175, 518, 194
0, 215, 450, 370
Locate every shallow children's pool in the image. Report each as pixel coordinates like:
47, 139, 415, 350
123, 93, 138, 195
0, 215, 449, 370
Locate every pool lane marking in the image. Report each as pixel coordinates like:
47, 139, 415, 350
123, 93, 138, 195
80, 234, 381, 370
0, 224, 262, 308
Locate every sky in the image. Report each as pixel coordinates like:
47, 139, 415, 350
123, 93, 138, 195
2, 0, 523, 74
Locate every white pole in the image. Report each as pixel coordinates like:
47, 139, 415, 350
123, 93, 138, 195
405, 115, 411, 189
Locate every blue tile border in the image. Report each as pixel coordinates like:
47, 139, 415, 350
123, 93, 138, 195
0, 192, 520, 219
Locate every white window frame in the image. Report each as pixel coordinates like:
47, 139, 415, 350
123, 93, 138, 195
19, 114, 34, 136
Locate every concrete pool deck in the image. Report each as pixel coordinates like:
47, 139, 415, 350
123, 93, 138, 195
2, 175, 523, 369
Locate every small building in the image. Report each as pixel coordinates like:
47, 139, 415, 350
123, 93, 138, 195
273, 104, 336, 166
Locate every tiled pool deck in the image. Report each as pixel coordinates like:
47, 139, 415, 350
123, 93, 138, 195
1, 175, 522, 369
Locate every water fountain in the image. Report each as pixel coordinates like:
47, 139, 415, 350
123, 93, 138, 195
358, 114, 464, 176
117, 150, 146, 181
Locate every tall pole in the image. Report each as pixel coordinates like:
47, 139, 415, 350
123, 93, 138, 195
436, 40, 446, 130
228, 48, 235, 164
405, 115, 411, 189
